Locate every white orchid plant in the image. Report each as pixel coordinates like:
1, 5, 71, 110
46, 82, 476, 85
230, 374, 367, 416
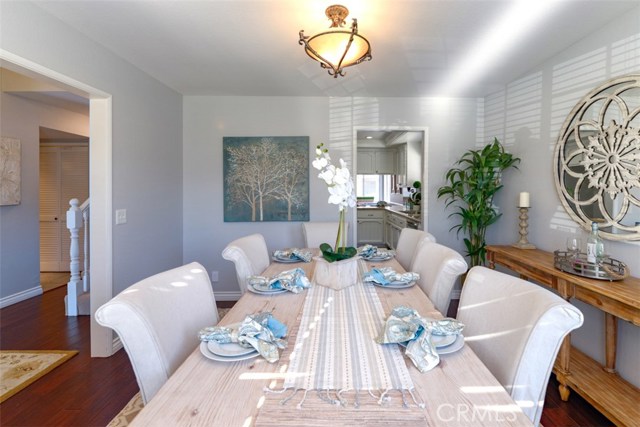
312, 143, 357, 262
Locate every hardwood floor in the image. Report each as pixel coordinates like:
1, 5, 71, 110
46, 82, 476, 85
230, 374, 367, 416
1, 287, 613, 426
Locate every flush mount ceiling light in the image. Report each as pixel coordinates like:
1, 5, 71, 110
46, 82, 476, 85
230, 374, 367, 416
299, 4, 372, 78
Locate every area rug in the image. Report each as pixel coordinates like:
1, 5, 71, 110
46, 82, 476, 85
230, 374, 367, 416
0, 350, 78, 403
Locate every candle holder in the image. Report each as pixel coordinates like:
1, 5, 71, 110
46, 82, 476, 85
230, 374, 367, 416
512, 206, 536, 249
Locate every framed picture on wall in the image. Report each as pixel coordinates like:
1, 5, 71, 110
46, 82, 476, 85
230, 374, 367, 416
0, 137, 21, 206
223, 136, 310, 222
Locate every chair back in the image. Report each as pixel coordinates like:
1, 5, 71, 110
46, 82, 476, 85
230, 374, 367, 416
395, 228, 436, 270
410, 242, 467, 314
95, 262, 218, 404
222, 233, 270, 293
302, 222, 346, 248
457, 266, 584, 426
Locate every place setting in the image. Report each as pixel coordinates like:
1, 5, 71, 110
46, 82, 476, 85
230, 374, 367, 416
363, 267, 419, 289
198, 312, 287, 363
246, 267, 311, 295
377, 306, 465, 372
358, 244, 395, 262
272, 248, 313, 263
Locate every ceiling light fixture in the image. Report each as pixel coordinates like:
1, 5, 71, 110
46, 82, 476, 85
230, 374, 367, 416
299, 4, 372, 78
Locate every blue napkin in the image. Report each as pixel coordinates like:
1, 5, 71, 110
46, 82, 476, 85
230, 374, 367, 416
198, 312, 288, 363
363, 267, 419, 286
273, 249, 312, 263
248, 268, 311, 293
376, 306, 464, 372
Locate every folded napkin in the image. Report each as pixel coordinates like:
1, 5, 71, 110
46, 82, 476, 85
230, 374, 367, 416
363, 267, 419, 286
198, 312, 287, 363
376, 306, 464, 372
273, 248, 313, 263
247, 268, 311, 294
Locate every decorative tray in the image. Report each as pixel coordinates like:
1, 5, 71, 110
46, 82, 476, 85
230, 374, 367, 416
553, 250, 629, 281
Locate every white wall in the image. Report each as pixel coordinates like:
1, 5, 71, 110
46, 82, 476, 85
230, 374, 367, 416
483, 7, 640, 387
183, 96, 482, 299
1, 2, 184, 297
0, 93, 89, 301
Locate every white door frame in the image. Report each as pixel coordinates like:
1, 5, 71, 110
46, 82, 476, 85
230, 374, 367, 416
351, 126, 430, 246
1, 49, 114, 357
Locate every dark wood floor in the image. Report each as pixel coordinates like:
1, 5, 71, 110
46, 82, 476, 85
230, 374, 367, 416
0, 286, 613, 426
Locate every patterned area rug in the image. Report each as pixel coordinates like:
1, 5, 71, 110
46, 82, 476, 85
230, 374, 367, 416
0, 350, 78, 403
107, 307, 231, 426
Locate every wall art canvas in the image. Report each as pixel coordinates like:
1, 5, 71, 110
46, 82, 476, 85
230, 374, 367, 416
0, 137, 21, 206
224, 136, 310, 222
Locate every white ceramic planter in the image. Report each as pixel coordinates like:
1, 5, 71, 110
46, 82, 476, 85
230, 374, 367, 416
313, 255, 360, 291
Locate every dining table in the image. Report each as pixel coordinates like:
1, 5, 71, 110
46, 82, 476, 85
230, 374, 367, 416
130, 251, 533, 426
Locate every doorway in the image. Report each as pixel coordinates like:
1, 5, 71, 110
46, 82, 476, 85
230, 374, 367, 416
1, 51, 113, 356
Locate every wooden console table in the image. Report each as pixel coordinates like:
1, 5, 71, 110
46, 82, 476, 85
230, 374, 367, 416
486, 245, 640, 427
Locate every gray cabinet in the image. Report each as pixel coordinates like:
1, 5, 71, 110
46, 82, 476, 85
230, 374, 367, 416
357, 209, 384, 244
357, 149, 396, 174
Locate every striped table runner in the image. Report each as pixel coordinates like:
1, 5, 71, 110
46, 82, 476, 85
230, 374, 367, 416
281, 261, 415, 405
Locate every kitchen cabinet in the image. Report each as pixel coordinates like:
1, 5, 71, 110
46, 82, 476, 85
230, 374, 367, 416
357, 148, 396, 174
357, 209, 385, 244
385, 211, 406, 249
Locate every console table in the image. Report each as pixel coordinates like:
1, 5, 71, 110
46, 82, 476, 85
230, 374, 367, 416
486, 245, 640, 427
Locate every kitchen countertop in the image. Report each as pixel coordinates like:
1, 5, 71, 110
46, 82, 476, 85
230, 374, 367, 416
357, 205, 422, 222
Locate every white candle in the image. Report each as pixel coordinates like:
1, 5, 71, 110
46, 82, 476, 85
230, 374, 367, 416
519, 192, 530, 208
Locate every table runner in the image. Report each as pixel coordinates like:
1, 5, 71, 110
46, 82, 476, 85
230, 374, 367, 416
280, 260, 417, 407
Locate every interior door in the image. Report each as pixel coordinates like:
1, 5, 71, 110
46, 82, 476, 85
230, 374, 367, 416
39, 144, 89, 271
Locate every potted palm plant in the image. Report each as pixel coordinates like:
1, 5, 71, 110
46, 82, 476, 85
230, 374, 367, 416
437, 138, 520, 267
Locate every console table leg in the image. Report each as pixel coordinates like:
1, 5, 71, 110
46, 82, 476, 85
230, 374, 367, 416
604, 313, 617, 373
556, 335, 572, 401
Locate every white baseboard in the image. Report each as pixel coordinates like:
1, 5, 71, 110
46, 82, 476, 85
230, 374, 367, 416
215, 290, 242, 302
0, 286, 43, 309
112, 336, 123, 353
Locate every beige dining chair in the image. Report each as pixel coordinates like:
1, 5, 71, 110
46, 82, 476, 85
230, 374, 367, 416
457, 266, 584, 426
95, 262, 219, 405
410, 241, 467, 314
222, 233, 270, 294
395, 228, 436, 270
302, 222, 347, 248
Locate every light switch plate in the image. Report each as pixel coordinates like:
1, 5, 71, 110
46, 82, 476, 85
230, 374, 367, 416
115, 209, 127, 225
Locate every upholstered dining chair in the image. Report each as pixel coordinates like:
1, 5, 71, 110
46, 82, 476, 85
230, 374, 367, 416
457, 266, 584, 426
410, 241, 467, 314
395, 228, 436, 270
302, 222, 347, 248
222, 233, 270, 294
95, 262, 218, 405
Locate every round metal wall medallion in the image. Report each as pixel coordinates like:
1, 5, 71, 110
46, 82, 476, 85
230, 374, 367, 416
554, 74, 640, 241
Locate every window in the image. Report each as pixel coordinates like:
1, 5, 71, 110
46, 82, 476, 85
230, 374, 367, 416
357, 174, 392, 202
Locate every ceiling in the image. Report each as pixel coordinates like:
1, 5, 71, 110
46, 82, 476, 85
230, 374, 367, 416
24, 1, 640, 98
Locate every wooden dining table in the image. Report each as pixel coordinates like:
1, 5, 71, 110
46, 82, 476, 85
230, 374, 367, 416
130, 254, 533, 426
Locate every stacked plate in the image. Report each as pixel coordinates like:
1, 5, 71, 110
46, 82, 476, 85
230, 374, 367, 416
200, 323, 260, 362
362, 251, 394, 262
371, 280, 415, 289
247, 282, 287, 295
432, 334, 465, 355
272, 254, 300, 263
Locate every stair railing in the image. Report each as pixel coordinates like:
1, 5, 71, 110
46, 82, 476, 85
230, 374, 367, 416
66, 198, 90, 316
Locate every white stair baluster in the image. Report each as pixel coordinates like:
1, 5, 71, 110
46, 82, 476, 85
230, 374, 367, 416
66, 198, 83, 316
81, 201, 90, 293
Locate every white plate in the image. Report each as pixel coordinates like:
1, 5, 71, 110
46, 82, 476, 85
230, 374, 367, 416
363, 253, 394, 262
272, 255, 300, 263
437, 334, 465, 355
207, 340, 256, 357
431, 334, 457, 348
247, 283, 287, 295
200, 342, 260, 362
371, 280, 415, 289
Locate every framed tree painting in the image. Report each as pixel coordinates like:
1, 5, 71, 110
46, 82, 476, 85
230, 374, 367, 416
223, 136, 309, 222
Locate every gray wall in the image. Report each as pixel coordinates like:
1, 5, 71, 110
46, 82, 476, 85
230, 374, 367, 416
0, 93, 89, 300
484, 6, 640, 387
1, 1, 184, 296
182, 96, 482, 299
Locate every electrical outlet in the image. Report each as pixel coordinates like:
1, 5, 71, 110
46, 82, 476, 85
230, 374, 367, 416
211, 271, 219, 282
115, 209, 127, 225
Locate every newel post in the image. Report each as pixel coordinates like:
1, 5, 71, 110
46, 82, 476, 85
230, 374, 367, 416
66, 198, 83, 316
